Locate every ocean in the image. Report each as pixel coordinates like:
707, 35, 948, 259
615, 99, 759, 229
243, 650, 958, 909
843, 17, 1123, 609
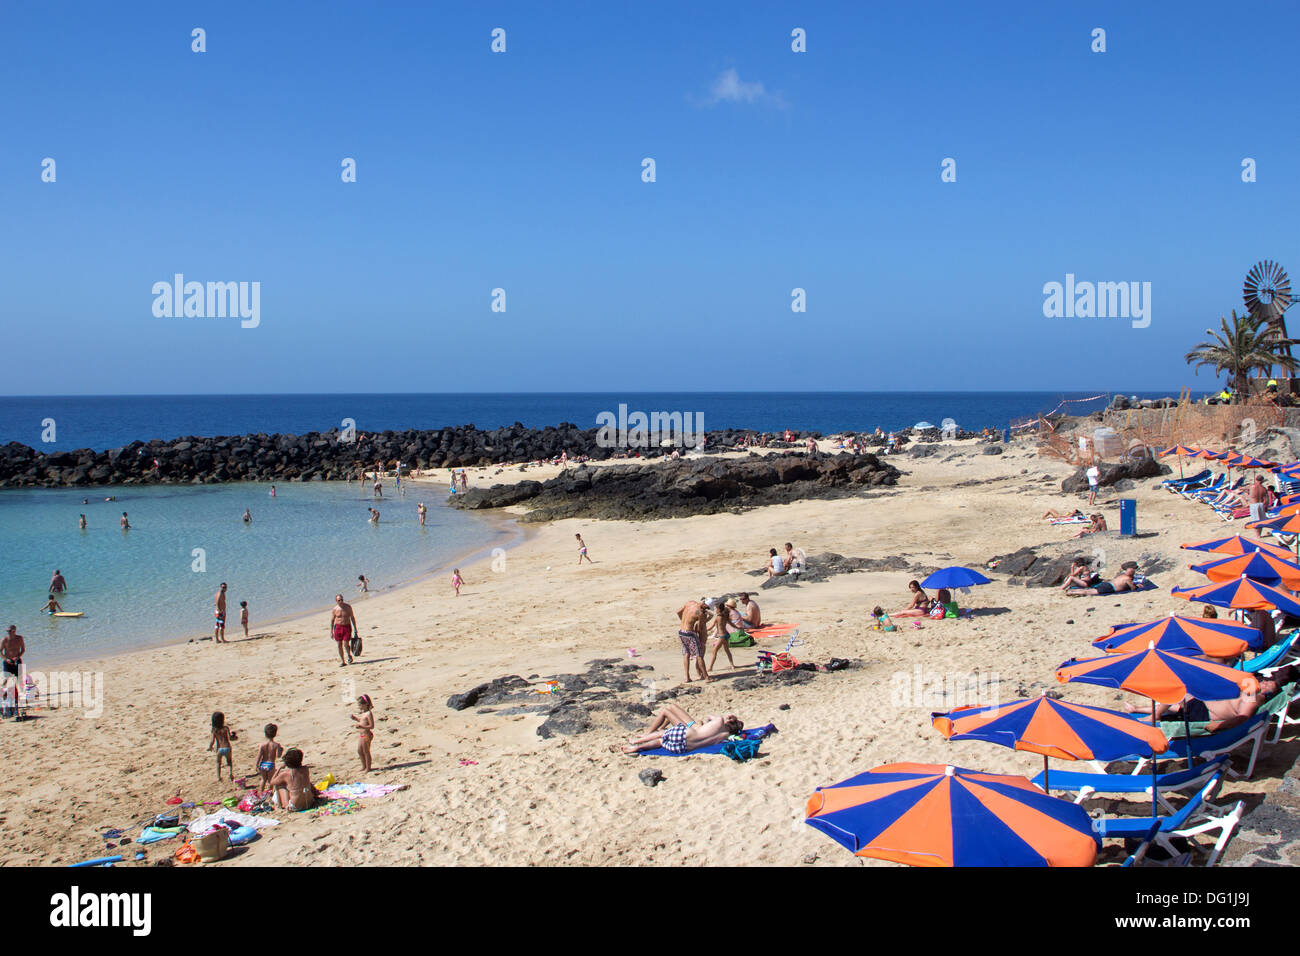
0, 391, 1170, 665
0, 391, 1173, 452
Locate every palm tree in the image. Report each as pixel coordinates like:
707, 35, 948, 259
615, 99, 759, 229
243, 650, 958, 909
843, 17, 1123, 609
1184, 310, 1300, 401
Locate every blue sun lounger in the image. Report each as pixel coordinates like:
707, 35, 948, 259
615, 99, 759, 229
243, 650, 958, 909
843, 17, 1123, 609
1094, 774, 1242, 866
1031, 755, 1228, 814
1161, 469, 1211, 491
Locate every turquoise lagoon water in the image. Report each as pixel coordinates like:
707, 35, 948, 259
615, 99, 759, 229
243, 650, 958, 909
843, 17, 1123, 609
0, 482, 512, 667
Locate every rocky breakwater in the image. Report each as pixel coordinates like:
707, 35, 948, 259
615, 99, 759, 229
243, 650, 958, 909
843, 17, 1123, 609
447, 451, 901, 521
0, 424, 826, 489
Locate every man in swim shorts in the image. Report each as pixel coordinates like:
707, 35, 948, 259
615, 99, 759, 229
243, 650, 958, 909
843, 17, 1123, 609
1134, 664, 1299, 734
675, 598, 711, 683
49, 569, 67, 595
1066, 563, 1137, 597
619, 704, 743, 754
1, 626, 24, 718
213, 582, 228, 643
331, 594, 358, 666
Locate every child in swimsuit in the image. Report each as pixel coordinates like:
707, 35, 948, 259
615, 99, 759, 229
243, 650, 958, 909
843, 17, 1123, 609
352, 694, 375, 773
208, 711, 235, 781
576, 533, 592, 565
240, 601, 249, 639
269, 748, 318, 811
256, 723, 283, 790
451, 569, 464, 597
38, 594, 63, 615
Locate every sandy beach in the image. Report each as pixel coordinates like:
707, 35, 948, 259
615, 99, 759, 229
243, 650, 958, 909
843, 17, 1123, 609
4, 439, 1293, 867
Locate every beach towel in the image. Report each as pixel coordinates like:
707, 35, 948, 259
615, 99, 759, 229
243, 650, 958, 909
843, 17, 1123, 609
317, 782, 407, 800
746, 623, 799, 641
635, 723, 777, 758
136, 826, 186, 845
308, 798, 362, 817
186, 810, 280, 835
1049, 515, 1089, 525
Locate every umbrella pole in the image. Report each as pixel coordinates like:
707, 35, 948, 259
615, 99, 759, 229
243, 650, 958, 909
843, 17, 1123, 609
1042, 754, 1049, 794
1184, 712, 1196, 771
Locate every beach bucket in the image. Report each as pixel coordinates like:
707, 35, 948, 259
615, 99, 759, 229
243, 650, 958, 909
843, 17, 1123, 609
194, 827, 230, 863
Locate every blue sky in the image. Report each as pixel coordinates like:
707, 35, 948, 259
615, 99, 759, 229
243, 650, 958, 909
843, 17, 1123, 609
2, 0, 1297, 395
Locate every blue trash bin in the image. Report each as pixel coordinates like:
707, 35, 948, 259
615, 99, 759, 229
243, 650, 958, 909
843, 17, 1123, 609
1120, 499, 1137, 536
1002, 427, 1010, 444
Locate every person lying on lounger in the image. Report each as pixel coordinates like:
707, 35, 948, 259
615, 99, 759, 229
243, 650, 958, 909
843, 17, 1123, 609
617, 704, 744, 755
1070, 514, 1107, 538
1126, 665, 1299, 734
892, 580, 931, 617
1060, 559, 1102, 591
1066, 563, 1137, 596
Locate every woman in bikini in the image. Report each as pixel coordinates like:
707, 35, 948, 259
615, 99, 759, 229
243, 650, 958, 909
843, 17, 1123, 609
352, 694, 375, 772
208, 711, 235, 781
892, 581, 931, 618
269, 749, 318, 810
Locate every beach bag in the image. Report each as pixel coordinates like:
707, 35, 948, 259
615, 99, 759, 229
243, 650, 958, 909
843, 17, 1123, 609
349, 635, 363, 657
728, 631, 755, 647
771, 652, 798, 674
173, 842, 200, 865
721, 739, 761, 762
928, 602, 946, 620
944, 602, 959, 619
154, 813, 179, 829
194, 827, 230, 863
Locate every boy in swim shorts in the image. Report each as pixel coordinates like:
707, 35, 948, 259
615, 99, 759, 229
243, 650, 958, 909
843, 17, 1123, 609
256, 723, 283, 790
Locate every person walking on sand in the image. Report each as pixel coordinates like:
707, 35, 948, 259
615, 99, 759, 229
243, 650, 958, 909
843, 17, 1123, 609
1249, 475, 1268, 523
1086, 460, 1101, 506
576, 533, 593, 565
213, 582, 229, 644
451, 568, 464, 597
331, 594, 358, 666
239, 600, 249, 639
674, 598, 711, 684
417, 502, 427, 527
256, 723, 283, 790
208, 711, 235, 782
2, 626, 25, 718
352, 694, 375, 773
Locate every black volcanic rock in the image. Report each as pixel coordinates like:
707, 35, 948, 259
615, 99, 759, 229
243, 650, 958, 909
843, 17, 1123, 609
448, 453, 901, 521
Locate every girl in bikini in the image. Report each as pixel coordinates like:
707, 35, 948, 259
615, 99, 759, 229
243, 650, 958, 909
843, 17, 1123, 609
892, 581, 931, 618
208, 711, 235, 781
352, 695, 375, 772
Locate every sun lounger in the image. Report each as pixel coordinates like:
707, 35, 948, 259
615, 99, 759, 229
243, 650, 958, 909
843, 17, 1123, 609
1120, 820, 1192, 867
1162, 469, 1211, 490
1142, 713, 1270, 780
1094, 773, 1242, 866
1031, 755, 1228, 814
1239, 631, 1300, 673
1178, 475, 1223, 498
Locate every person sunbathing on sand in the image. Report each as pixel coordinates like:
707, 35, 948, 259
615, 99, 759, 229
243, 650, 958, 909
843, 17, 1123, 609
1070, 514, 1107, 538
892, 580, 931, 618
269, 748, 318, 810
617, 704, 743, 755
1060, 559, 1101, 591
1043, 508, 1085, 520
1067, 563, 1137, 596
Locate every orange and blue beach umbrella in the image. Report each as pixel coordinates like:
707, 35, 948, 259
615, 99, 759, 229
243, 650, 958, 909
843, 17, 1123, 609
933, 695, 1170, 813
1181, 533, 1294, 561
1092, 614, 1260, 655
1056, 646, 1259, 705
1189, 551, 1300, 590
1172, 576, 1300, 618
803, 763, 1099, 867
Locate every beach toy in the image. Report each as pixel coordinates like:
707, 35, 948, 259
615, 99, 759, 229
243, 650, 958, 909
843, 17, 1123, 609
52, 612, 84, 618
70, 855, 123, 868
545, 566, 551, 571
165, 796, 183, 806
459, 759, 478, 766
627, 648, 638, 658
227, 826, 258, 846
221, 796, 239, 809
314, 772, 336, 791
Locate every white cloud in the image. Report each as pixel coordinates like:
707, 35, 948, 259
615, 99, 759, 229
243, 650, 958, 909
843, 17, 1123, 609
700, 68, 783, 108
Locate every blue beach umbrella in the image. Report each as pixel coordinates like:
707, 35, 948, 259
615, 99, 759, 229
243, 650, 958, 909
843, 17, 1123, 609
922, 566, 992, 590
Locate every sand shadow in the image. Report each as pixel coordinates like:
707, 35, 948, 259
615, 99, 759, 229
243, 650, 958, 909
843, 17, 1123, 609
378, 759, 431, 772
347, 656, 401, 666
969, 606, 1012, 617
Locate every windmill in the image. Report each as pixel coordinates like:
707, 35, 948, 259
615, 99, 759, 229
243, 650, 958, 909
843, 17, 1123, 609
1243, 260, 1295, 379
